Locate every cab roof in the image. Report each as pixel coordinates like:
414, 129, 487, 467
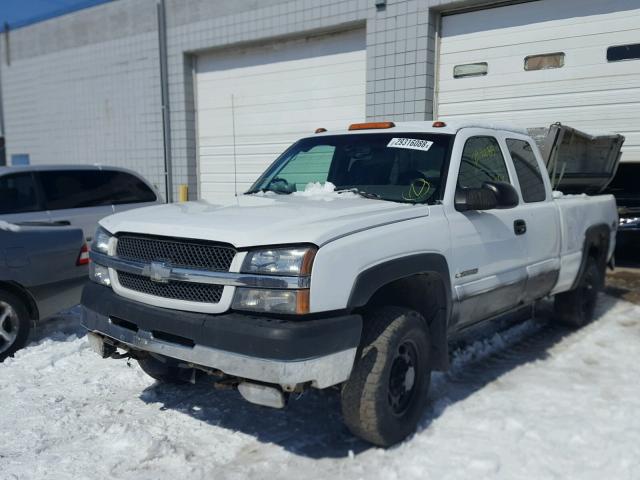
312, 121, 529, 137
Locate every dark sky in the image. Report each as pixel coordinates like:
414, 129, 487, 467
0, 0, 111, 30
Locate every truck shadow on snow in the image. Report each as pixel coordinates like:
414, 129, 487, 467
138, 296, 618, 459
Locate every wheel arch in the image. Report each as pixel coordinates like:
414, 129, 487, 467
0, 281, 39, 323
571, 223, 611, 290
347, 253, 452, 371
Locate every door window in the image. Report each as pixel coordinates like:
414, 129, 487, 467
0, 173, 40, 214
39, 170, 114, 210
458, 136, 510, 189
506, 138, 546, 202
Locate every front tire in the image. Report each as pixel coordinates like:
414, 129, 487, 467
554, 257, 603, 327
341, 307, 431, 446
0, 289, 31, 362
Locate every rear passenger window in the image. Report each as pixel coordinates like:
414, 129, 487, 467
105, 171, 157, 204
0, 173, 39, 214
506, 139, 546, 202
458, 136, 510, 189
39, 170, 114, 210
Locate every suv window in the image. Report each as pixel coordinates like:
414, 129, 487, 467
106, 171, 157, 204
458, 136, 510, 189
40, 170, 115, 210
0, 173, 39, 214
39, 170, 156, 210
506, 139, 546, 202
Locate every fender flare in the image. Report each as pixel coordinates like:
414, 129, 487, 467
347, 253, 452, 370
571, 223, 611, 290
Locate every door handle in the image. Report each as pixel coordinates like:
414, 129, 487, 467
514, 219, 527, 235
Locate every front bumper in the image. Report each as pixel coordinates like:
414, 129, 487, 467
81, 283, 362, 388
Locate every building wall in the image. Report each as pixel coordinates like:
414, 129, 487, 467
0, 0, 492, 199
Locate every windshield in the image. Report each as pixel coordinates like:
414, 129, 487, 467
247, 133, 454, 204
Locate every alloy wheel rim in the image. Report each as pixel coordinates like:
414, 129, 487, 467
388, 340, 418, 416
0, 301, 19, 355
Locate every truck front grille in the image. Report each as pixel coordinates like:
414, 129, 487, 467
117, 271, 224, 304
116, 234, 236, 272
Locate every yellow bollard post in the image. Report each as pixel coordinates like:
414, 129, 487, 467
178, 184, 188, 202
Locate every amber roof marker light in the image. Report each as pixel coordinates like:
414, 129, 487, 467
432, 121, 447, 128
348, 121, 396, 131
314, 128, 327, 133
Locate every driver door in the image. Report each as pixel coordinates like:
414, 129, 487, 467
443, 130, 528, 328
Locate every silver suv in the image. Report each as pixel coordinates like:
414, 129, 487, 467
0, 165, 161, 240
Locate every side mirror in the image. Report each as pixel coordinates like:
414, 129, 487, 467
455, 187, 498, 212
483, 181, 519, 209
455, 181, 519, 212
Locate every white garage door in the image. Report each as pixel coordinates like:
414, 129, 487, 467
437, 0, 640, 162
195, 29, 366, 200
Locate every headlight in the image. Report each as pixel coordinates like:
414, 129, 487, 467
234, 246, 316, 314
241, 246, 316, 275
89, 262, 111, 287
92, 226, 113, 254
232, 288, 309, 315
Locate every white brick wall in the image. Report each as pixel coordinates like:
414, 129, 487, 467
0, 0, 492, 200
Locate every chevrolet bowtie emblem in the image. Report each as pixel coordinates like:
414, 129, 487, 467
146, 261, 172, 283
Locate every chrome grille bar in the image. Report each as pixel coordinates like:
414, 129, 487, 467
91, 251, 311, 289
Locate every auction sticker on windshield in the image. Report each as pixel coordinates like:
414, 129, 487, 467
387, 138, 433, 152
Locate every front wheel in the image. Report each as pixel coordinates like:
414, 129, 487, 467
554, 257, 603, 327
341, 307, 431, 446
0, 290, 31, 362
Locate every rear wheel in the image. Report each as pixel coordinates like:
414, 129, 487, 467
0, 290, 31, 362
137, 355, 196, 384
555, 257, 603, 327
341, 306, 431, 446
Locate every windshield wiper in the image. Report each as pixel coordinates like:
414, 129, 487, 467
335, 188, 382, 200
245, 187, 291, 195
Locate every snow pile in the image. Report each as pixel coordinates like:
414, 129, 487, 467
1, 296, 639, 479
0, 220, 20, 232
292, 181, 358, 200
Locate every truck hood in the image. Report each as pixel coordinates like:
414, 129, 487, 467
100, 194, 429, 247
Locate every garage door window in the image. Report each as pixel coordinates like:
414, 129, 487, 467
524, 52, 565, 71
506, 139, 546, 202
458, 136, 510, 189
607, 43, 640, 62
453, 62, 488, 78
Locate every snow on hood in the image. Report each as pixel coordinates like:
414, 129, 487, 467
99, 191, 427, 247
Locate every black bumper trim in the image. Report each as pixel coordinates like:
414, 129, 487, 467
81, 282, 362, 361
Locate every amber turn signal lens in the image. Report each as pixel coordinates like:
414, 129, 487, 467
296, 289, 310, 315
348, 121, 396, 130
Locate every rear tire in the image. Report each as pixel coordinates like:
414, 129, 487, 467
138, 355, 195, 384
554, 257, 603, 327
0, 289, 31, 362
341, 306, 431, 447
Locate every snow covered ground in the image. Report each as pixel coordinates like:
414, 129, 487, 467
1, 296, 639, 480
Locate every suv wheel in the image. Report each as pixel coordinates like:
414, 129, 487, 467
341, 306, 431, 446
554, 257, 603, 327
0, 290, 31, 362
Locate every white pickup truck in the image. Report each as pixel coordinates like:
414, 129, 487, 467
82, 121, 619, 446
